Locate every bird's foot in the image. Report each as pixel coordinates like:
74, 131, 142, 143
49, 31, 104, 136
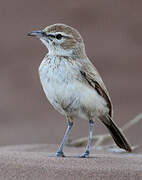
78, 150, 90, 158
56, 151, 65, 157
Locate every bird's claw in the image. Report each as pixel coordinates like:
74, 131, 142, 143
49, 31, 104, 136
78, 151, 90, 158
56, 151, 65, 157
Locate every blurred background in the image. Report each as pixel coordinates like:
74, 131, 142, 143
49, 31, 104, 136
0, 0, 141, 146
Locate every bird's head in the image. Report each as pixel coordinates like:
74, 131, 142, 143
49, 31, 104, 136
28, 23, 86, 57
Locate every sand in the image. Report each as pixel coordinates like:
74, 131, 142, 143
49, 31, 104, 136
0, 144, 142, 180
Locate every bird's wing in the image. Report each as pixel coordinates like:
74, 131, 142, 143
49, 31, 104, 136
77, 58, 113, 117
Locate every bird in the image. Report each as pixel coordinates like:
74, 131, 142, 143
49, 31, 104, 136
28, 23, 132, 158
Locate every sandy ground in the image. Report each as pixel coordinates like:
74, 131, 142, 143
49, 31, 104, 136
0, 144, 142, 180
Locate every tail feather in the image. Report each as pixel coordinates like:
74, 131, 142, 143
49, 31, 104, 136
100, 115, 132, 152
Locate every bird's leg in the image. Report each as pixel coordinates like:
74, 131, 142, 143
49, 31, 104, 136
80, 119, 94, 158
56, 117, 73, 157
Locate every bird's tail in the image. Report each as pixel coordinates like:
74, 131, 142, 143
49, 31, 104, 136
100, 114, 132, 152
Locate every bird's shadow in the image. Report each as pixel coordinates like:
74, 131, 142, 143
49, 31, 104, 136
48, 153, 99, 159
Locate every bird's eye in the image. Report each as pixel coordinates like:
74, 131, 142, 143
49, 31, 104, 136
56, 34, 62, 40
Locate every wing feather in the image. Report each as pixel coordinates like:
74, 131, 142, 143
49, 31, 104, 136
76, 58, 113, 117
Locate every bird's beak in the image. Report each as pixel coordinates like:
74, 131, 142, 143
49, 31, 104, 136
27, 30, 45, 38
